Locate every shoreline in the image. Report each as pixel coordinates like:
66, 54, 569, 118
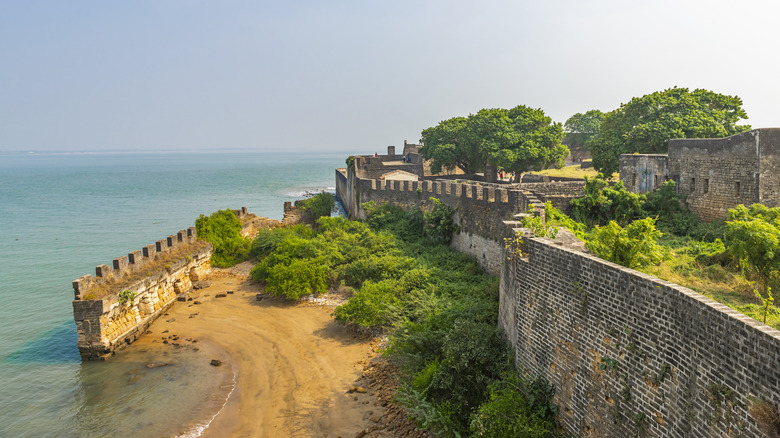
131, 262, 387, 437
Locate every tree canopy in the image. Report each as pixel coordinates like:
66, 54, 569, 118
420, 105, 568, 177
563, 109, 604, 150
589, 87, 751, 175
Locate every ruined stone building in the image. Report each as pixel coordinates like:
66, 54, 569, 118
620, 128, 780, 220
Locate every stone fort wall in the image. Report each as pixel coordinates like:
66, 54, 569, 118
338, 158, 780, 437
502, 233, 780, 437
72, 226, 214, 360
621, 128, 780, 221
336, 168, 583, 273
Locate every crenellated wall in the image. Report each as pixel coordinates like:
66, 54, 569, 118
336, 164, 584, 273
72, 226, 213, 360
501, 229, 780, 437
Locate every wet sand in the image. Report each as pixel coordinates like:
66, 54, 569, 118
132, 267, 384, 438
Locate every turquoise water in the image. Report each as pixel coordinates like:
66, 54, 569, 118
0, 151, 346, 437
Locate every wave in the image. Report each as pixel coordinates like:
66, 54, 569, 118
282, 186, 336, 198
174, 366, 238, 438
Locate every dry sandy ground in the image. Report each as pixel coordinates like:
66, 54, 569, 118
131, 264, 422, 438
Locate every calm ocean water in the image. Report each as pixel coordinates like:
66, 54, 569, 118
0, 150, 347, 437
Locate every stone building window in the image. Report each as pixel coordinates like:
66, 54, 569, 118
736, 181, 741, 196
654, 175, 659, 188
704, 179, 709, 194
631, 173, 636, 187
691, 177, 695, 193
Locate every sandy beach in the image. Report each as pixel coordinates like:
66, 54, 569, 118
130, 263, 409, 438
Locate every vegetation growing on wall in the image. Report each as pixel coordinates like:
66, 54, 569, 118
552, 181, 779, 329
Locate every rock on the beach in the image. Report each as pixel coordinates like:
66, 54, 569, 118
146, 362, 170, 369
176, 294, 188, 302
210, 359, 222, 367
215, 293, 227, 298
192, 281, 212, 290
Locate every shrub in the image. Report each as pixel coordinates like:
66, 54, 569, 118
470, 371, 560, 438
250, 225, 313, 259
544, 201, 586, 240
196, 209, 250, 267
587, 217, 664, 269
300, 192, 336, 221
423, 198, 458, 243
725, 212, 780, 295
570, 174, 645, 227
264, 258, 328, 300
332, 280, 402, 327
399, 320, 512, 436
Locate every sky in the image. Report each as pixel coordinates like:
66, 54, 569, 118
2, 0, 779, 153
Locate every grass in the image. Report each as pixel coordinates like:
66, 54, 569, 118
82, 240, 211, 301
535, 160, 618, 180
640, 236, 780, 330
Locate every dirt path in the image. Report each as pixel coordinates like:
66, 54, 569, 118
131, 265, 413, 437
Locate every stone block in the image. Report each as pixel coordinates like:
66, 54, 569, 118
127, 249, 143, 270
95, 264, 111, 278
113, 256, 128, 273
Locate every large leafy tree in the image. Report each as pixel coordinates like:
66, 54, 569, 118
564, 109, 604, 150
420, 105, 567, 177
589, 87, 751, 175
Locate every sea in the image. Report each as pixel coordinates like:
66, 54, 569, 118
0, 150, 348, 437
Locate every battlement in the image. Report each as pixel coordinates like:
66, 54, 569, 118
72, 226, 199, 300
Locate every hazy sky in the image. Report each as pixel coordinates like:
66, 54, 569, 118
2, 0, 779, 153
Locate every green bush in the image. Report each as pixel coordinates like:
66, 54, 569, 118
300, 192, 336, 221
196, 209, 250, 267
250, 225, 313, 259
423, 198, 458, 243
398, 320, 512, 436
570, 174, 645, 227
264, 258, 328, 300
587, 217, 664, 269
470, 372, 560, 438
332, 280, 402, 327
544, 202, 586, 240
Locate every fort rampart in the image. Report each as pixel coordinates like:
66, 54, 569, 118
72, 226, 213, 360
338, 153, 780, 437
502, 232, 780, 437
337, 165, 584, 273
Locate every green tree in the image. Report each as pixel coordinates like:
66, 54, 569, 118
589, 87, 751, 175
587, 217, 664, 269
420, 106, 568, 177
419, 116, 471, 173
564, 109, 604, 150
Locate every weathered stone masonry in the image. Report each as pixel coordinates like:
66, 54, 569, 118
72, 226, 212, 360
336, 165, 584, 274
503, 235, 780, 437
621, 128, 780, 221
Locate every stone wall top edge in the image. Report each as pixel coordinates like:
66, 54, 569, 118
529, 236, 780, 342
